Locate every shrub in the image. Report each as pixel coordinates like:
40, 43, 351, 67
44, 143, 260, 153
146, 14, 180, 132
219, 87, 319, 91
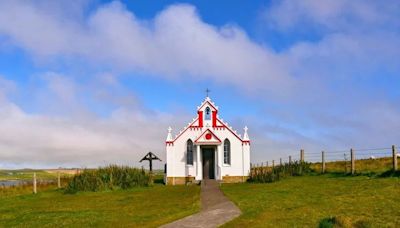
319, 217, 335, 228
65, 165, 152, 193
379, 169, 400, 177
318, 216, 369, 228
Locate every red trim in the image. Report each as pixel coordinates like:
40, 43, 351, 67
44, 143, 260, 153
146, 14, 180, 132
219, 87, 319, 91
166, 99, 251, 145
169, 118, 250, 144
195, 141, 221, 145
198, 111, 203, 128
194, 129, 222, 144
212, 111, 217, 127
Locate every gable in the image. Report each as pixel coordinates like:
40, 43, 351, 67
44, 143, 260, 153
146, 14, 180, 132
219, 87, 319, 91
194, 129, 221, 145
166, 96, 250, 145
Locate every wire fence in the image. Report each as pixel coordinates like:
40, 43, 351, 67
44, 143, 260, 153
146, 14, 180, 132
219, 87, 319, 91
252, 145, 399, 174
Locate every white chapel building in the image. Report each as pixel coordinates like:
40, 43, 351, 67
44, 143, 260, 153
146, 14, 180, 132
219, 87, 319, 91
165, 96, 251, 185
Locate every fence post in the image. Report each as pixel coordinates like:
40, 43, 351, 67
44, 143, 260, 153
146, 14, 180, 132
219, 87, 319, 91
351, 148, 355, 175
300, 149, 304, 162
280, 158, 282, 166
289, 156, 292, 165
33, 172, 37, 194
322, 151, 326, 174
57, 171, 61, 189
393, 145, 398, 171
272, 160, 275, 169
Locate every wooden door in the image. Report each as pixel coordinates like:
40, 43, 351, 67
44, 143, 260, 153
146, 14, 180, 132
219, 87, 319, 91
202, 149, 215, 179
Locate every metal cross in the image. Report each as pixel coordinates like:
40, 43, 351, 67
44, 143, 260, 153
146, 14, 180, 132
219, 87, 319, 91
206, 88, 211, 97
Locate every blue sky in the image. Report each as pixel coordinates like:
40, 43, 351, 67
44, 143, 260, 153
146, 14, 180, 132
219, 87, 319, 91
0, 0, 399, 168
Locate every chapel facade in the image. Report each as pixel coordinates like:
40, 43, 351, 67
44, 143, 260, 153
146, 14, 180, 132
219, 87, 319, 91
165, 96, 250, 185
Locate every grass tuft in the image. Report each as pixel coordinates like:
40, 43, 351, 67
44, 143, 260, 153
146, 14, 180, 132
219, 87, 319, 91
65, 165, 152, 193
319, 216, 371, 228
379, 169, 400, 177
248, 161, 311, 183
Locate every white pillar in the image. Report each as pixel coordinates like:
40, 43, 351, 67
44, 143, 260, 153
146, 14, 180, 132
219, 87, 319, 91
215, 146, 218, 180
196, 145, 200, 180
217, 145, 223, 180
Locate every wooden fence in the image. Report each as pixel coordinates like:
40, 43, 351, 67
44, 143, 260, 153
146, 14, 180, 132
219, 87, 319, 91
252, 145, 399, 174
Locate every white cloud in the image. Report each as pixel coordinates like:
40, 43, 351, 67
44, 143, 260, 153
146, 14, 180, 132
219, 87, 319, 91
0, 1, 292, 96
264, 0, 400, 32
0, 92, 176, 169
0, 76, 16, 101
0, 72, 194, 169
0, 1, 399, 167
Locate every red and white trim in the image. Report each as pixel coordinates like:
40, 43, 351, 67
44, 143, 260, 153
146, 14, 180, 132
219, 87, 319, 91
165, 97, 250, 145
194, 129, 222, 145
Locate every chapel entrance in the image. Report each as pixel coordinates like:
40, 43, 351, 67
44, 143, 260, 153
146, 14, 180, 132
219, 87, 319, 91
202, 148, 215, 179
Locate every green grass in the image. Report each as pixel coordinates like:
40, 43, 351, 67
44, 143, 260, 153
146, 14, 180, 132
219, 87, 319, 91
0, 184, 200, 227
221, 175, 400, 227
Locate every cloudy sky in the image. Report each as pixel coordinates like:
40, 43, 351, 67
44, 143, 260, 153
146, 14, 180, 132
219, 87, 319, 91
0, 0, 399, 169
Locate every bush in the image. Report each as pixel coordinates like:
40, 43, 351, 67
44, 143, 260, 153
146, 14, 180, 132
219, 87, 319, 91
248, 161, 311, 183
379, 169, 400, 177
318, 216, 370, 228
65, 165, 152, 193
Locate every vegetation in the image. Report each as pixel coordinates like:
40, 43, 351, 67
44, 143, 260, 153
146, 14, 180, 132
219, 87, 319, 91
250, 156, 398, 184
311, 157, 394, 174
0, 187, 200, 227
249, 161, 311, 183
65, 165, 152, 193
0, 175, 200, 227
0, 158, 397, 227
221, 174, 400, 227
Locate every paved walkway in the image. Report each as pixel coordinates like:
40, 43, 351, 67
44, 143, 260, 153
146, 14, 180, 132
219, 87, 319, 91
160, 179, 241, 228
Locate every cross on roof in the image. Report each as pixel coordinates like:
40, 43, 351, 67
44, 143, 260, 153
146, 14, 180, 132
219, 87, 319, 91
206, 88, 211, 97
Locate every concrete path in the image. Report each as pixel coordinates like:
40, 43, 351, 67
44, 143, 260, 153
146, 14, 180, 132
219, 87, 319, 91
160, 179, 241, 228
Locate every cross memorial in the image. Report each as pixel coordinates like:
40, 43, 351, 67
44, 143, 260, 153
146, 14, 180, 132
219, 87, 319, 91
140, 152, 161, 172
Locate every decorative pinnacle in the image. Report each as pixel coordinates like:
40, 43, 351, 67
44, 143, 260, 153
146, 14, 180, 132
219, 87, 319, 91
166, 127, 173, 141
243, 126, 250, 141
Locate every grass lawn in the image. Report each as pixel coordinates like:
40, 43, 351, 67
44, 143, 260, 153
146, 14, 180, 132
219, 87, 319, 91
221, 174, 400, 227
0, 184, 200, 227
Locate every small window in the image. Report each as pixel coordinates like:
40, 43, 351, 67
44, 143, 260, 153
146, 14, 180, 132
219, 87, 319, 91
224, 139, 231, 165
205, 107, 211, 120
187, 139, 193, 165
